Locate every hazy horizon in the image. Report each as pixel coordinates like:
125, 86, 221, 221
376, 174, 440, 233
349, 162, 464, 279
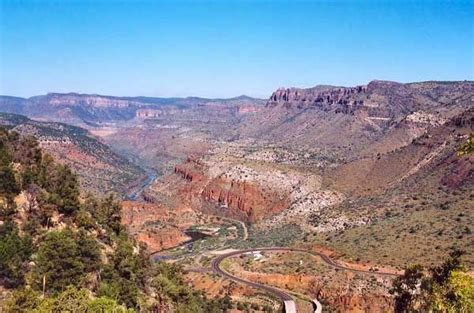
1, 0, 473, 98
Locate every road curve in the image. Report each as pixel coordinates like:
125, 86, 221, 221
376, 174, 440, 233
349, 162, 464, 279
312, 299, 322, 313
211, 247, 399, 312
211, 252, 297, 313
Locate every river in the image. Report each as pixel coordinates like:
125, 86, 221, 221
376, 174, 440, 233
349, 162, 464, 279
127, 170, 159, 200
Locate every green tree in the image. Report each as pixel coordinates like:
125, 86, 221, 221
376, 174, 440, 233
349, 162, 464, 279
0, 165, 19, 197
35, 155, 80, 215
390, 265, 427, 312
152, 261, 231, 312
10, 135, 42, 166
430, 249, 465, 285
50, 165, 81, 215
33, 229, 85, 293
426, 250, 474, 312
0, 222, 32, 287
99, 237, 149, 308
77, 229, 101, 272
75, 207, 96, 230
46, 286, 90, 312
83, 193, 124, 237
0, 130, 13, 166
392, 251, 474, 312
88, 296, 133, 313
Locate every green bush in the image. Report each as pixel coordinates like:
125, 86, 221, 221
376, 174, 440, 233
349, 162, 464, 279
2, 288, 42, 312
33, 229, 89, 293
0, 222, 32, 287
3, 286, 132, 313
391, 250, 474, 312
0, 165, 19, 197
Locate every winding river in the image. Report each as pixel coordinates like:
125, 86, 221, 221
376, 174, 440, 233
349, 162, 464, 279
127, 170, 158, 200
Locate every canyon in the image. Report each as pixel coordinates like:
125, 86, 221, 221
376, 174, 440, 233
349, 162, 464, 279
0, 80, 472, 312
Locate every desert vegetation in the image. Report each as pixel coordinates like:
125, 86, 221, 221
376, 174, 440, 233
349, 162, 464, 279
391, 250, 473, 312
0, 128, 234, 312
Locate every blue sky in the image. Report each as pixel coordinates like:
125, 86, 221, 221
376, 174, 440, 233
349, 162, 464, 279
1, 0, 473, 98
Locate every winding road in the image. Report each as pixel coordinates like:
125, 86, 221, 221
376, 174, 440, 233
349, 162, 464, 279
210, 247, 399, 312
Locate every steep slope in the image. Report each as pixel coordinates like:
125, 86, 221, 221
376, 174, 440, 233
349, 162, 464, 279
0, 128, 232, 312
309, 109, 473, 268
0, 113, 146, 196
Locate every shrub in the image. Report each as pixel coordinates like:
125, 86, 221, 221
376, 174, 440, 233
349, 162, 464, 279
33, 229, 86, 294
0, 222, 32, 287
391, 250, 474, 312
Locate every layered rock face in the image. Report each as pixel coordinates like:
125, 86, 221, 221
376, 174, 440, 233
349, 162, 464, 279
267, 85, 367, 111
121, 201, 198, 252
39, 93, 140, 108
238, 80, 474, 162
174, 160, 205, 182
135, 107, 186, 118
171, 158, 290, 223
266, 80, 474, 117
316, 290, 393, 313
150, 142, 343, 226
201, 178, 288, 223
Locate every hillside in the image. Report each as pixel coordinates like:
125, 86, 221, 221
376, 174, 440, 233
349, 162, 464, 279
142, 80, 473, 269
311, 108, 474, 268
0, 81, 472, 312
0, 127, 234, 312
239, 80, 473, 159
1, 80, 472, 270
0, 93, 265, 174
0, 113, 146, 196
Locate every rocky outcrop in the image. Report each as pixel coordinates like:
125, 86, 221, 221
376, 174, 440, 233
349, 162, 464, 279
40, 93, 140, 108
0, 93, 265, 126
441, 156, 473, 189
136, 228, 189, 252
450, 107, 474, 128
136, 107, 183, 118
136, 109, 165, 118
121, 201, 198, 252
174, 159, 205, 182
170, 159, 290, 223
267, 85, 367, 111
266, 81, 474, 120
316, 289, 393, 312
238, 105, 262, 114
201, 179, 288, 223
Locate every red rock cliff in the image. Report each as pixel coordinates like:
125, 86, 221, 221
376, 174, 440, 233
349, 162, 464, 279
172, 160, 289, 223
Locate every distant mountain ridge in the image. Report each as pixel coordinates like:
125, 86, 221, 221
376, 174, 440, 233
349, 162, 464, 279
0, 92, 266, 127
238, 80, 474, 160
267, 80, 473, 113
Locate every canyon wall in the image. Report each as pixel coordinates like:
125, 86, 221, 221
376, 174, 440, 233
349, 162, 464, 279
172, 160, 290, 223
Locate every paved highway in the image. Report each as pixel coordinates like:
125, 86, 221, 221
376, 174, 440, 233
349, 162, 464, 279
211, 247, 399, 312
211, 251, 297, 313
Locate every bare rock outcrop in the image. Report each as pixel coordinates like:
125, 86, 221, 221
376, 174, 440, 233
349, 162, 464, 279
170, 159, 290, 223
201, 179, 288, 223
267, 85, 367, 112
